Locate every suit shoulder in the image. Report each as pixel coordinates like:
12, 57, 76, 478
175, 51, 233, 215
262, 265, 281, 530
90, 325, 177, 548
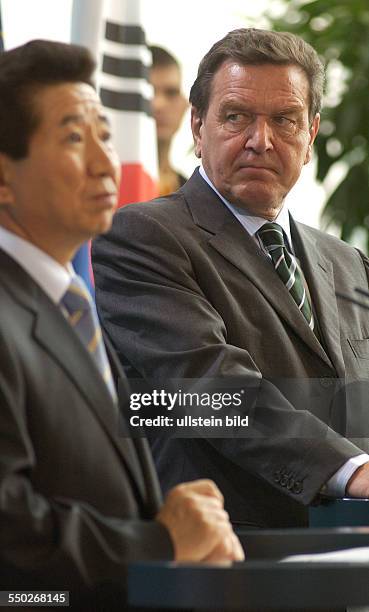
297, 222, 364, 254
115, 190, 188, 223
95, 190, 194, 251
296, 222, 369, 276
0, 276, 33, 328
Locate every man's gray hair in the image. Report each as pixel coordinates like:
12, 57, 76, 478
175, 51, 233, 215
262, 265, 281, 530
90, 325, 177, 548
189, 28, 324, 122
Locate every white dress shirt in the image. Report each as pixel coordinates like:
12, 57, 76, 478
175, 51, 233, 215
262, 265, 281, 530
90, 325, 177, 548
198, 166, 369, 496
0, 225, 73, 304
0, 226, 119, 406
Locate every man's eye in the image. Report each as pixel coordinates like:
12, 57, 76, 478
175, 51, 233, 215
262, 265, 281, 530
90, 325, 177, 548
274, 116, 295, 127
101, 131, 112, 142
227, 113, 242, 122
67, 132, 82, 143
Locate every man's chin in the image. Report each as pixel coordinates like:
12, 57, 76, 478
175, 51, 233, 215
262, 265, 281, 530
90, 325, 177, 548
230, 188, 283, 218
77, 223, 112, 248
99, 219, 114, 235
91, 212, 115, 237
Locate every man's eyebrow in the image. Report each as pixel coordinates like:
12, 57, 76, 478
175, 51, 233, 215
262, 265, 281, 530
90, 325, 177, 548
98, 113, 111, 126
273, 105, 304, 115
59, 113, 111, 127
219, 100, 250, 112
218, 99, 305, 114
59, 114, 83, 127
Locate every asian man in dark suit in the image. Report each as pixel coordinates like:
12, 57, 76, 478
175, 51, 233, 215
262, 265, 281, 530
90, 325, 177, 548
0, 39, 243, 611
93, 28, 369, 530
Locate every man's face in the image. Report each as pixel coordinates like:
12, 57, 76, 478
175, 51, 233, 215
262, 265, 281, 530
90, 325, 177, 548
0, 82, 120, 263
150, 64, 187, 144
191, 61, 320, 220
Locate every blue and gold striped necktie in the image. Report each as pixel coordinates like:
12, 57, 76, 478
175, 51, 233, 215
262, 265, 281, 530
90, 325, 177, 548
60, 276, 117, 401
257, 222, 314, 331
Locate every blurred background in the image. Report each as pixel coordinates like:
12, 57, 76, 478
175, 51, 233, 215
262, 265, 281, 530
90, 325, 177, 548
2, 0, 368, 249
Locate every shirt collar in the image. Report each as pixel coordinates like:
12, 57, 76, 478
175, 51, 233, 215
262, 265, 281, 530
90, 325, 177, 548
199, 165, 292, 249
0, 225, 74, 303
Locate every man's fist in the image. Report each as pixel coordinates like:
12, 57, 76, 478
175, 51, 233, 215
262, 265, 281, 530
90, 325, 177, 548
156, 479, 244, 563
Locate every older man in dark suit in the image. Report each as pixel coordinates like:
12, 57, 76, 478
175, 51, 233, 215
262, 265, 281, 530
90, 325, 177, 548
93, 28, 369, 530
0, 39, 243, 611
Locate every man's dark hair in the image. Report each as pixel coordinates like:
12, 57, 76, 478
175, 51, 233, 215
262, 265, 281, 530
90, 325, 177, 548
149, 45, 180, 70
189, 28, 325, 122
0, 39, 96, 159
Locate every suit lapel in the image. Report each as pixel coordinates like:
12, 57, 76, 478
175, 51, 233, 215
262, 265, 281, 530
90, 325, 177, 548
292, 221, 346, 377
34, 298, 149, 507
104, 334, 160, 511
182, 171, 334, 370
0, 250, 148, 507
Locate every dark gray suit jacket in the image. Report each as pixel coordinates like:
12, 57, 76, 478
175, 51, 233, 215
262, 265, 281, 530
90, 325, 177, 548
0, 249, 172, 609
93, 169, 369, 528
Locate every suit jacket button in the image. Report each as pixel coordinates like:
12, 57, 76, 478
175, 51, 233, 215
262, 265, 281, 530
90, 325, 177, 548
287, 477, 295, 490
292, 481, 303, 494
273, 470, 281, 483
280, 475, 288, 487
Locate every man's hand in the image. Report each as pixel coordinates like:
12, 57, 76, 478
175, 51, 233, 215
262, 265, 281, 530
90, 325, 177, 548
346, 463, 369, 497
156, 479, 244, 563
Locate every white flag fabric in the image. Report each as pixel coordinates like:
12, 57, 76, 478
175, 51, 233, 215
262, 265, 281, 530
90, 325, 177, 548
71, 0, 104, 53
71, 0, 159, 207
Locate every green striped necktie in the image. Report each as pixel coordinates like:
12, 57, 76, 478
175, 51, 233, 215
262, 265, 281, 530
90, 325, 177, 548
257, 222, 314, 331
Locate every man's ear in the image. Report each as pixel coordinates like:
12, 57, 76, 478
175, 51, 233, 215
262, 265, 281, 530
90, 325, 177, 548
304, 113, 320, 165
191, 106, 203, 159
0, 154, 16, 206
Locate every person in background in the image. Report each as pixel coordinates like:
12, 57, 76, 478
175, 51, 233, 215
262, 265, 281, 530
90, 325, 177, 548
0, 39, 243, 612
149, 45, 188, 195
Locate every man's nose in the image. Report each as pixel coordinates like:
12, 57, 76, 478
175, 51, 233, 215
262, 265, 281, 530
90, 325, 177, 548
88, 138, 119, 178
244, 116, 273, 153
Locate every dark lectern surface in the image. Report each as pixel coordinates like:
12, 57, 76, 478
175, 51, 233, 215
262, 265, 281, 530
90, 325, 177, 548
237, 526, 369, 560
128, 528, 369, 610
129, 561, 369, 610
